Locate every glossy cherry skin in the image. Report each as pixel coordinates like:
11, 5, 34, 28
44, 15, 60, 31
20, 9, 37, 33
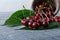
46, 11, 51, 17
49, 17, 54, 22
21, 19, 28, 26
35, 13, 40, 16
55, 16, 60, 19
55, 16, 60, 22
42, 21, 49, 27
39, 5, 43, 8
37, 18, 42, 23
28, 21, 33, 26
32, 22, 39, 28
34, 16, 40, 20
55, 18, 60, 22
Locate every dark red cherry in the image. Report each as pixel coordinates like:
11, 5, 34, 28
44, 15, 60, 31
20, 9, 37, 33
37, 18, 42, 23
59, 19, 60, 22
55, 16, 60, 19
54, 16, 60, 22
34, 16, 40, 20
35, 13, 40, 16
28, 21, 33, 26
21, 19, 28, 26
42, 21, 49, 27
46, 11, 51, 17
32, 22, 39, 28
49, 17, 54, 22
55, 18, 60, 22
39, 5, 43, 8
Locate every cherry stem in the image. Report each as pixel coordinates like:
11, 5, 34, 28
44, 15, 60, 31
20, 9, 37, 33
42, 10, 48, 18
36, 6, 44, 18
23, 5, 26, 9
30, 10, 32, 17
22, 5, 26, 17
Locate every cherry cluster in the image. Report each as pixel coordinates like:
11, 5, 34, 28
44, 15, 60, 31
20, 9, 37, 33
21, 3, 60, 29
21, 12, 60, 29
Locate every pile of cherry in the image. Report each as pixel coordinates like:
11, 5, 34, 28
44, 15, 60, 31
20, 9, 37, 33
21, 12, 60, 29
21, 5, 60, 29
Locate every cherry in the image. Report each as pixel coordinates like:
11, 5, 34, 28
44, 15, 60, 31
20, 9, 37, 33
47, 7, 51, 11
49, 16, 54, 22
21, 19, 28, 26
55, 16, 60, 19
55, 16, 60, 22
42, 21, 49, 27
28, 21, 33, 26
59, 19, 60, 22
32, 22, 39, 28
39, 5, 43, 8
46, 11, 51, 17
35, 13, 40, 16
34, 16, 40, 20
55, 18, 60, 22
37, 18, 42, 23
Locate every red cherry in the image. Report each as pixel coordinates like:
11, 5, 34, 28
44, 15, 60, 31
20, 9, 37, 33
35, 13, 40, 16
59, 19, 60, 22
32, 22, 39, 28
55, 19, 59, 22
42, 21, 49, 27
28, 21, 33, 26
34, 16, 40, 20
37, 18, 42, 23
55, 16, 60, 22
21, 19, 28, 26
39, 5, 43, 8
55, 18, 60, 22
55, 16, 60, 19
46, 11, 51, 17
49, 18, 54, 22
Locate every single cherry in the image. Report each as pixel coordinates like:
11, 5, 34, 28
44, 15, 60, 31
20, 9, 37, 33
21, 19, 28, 26
55, 18, 60, 22
39, 5, 43, 8
28, 21, 33, 26
35, 13, 40, 16
42, 21, 49, 27
32, 22, 39, 28
46, 11, 51, 17
55, 16, 60, 22
50, 18, 54, 22
37, 18, 42, 23
34, 16, 40, 20
55, 16, 60, 19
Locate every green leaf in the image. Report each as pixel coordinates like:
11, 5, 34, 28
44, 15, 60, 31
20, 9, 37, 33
3, 9, 35, 27
47, 22, 60, 29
